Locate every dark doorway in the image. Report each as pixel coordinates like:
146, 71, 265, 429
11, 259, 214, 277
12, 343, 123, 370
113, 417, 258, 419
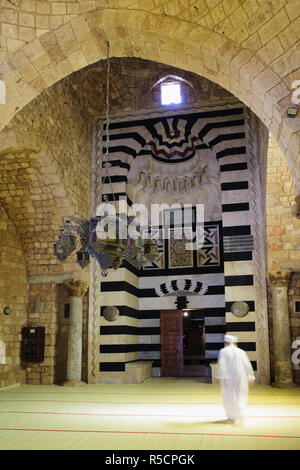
160, 310, 184, 376
160, 309, 206, 378
182, 309, 206, 377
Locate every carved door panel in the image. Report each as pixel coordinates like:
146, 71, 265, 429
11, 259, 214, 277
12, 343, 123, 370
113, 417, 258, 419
161, 310, 183, 376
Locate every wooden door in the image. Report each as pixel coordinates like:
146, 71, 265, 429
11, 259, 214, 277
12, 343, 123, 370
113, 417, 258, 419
161, 310, 184, 376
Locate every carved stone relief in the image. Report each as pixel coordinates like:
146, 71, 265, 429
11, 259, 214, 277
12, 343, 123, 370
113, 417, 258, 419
127, 149, 222, 221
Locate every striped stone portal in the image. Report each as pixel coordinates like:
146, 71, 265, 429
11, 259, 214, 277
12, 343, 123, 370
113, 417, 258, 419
94, 104, 266, 383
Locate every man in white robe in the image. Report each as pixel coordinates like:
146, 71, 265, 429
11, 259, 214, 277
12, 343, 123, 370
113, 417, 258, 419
217, 334, 255, 423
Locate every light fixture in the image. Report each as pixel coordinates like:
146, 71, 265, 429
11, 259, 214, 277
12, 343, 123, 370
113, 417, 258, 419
3, 306, 11, 316
183, 311, 189, 317
287, 106, 298, 118
53, 42, 158, 277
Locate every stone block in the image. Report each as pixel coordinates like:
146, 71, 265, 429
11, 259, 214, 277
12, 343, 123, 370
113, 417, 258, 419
19, 12, 35, 28
2, 23, 18, 39
21, 0, 36, 13
258, 9, 290, 45
36, 15, 50, 30
246, 3, 272, 36
125, 361, 153, 384
80, 1, 96, 13
257, 37, 283, 64
285, 0, 300, 21
229, 6, 248, 29
52, 3, 67, 16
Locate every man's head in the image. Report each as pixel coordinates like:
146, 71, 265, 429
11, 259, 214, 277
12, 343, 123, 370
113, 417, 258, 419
224, 334, 238, 346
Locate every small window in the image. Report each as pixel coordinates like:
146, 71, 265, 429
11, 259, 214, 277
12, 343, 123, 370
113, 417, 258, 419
161, 82, 181, 105
64, 303, 70, 318
295, 301, 300, 313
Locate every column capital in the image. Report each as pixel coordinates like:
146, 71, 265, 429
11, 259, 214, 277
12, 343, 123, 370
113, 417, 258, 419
64, 280, 88, 298
267, 270, 292, 287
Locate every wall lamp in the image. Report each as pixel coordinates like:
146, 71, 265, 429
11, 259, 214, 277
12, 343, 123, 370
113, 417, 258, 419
287, 106, 298, 118
3, 306, 11, 316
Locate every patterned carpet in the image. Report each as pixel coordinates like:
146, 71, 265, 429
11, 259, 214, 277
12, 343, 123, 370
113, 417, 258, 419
0, 378, 300, 450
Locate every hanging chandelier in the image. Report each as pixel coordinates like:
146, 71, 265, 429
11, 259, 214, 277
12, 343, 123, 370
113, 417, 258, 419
53, 42, 159, 277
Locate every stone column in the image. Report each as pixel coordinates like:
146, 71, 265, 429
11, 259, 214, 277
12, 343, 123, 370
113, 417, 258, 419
64, 280, 88, 386
268, 270, 295, 387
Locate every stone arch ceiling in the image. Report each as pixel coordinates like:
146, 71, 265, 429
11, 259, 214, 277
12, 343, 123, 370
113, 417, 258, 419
0, 130, 78, 275
0, 56, 232, 275
0, 2, 298, 216
0, 2, 299, 190
0, 1, 298, 196
69, 56, 233, 112
0, 147, 67, 273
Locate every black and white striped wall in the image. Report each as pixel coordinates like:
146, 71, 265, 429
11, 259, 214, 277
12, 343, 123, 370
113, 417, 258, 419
95, 104, 260, 381
194, 109, 257, 373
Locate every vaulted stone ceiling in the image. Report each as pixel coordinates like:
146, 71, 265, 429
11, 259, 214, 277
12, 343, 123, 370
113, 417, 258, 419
0, 56, 236, 275
0, 0, 298, 196
69, 57, 234, 117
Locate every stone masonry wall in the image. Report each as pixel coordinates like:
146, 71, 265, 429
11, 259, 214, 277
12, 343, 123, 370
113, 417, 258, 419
0, 76, 92, 277
266, 133, 300, 272
26, 281, 59, 385
26, 281, 88, 385
5, 75, 92, 222
0, 203, 28, 388
266, 134, 300, 384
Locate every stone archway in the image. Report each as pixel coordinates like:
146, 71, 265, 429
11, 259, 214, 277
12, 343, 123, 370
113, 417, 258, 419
0, 6, 299, 198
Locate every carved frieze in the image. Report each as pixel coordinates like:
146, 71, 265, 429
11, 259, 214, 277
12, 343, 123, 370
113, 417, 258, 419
127, 150, 221, 221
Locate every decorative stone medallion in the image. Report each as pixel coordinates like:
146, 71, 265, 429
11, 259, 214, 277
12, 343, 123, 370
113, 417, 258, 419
231, 301, 249, 318
103, 306, 120, 322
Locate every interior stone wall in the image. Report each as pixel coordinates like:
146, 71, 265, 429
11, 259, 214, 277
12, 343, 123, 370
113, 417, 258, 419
4, 76, 92, 222
26, 281, 59, 385
1, 49, 298, 387
86, 62, 236, 383
0, 75, 93, 284
91, 99, 269, 383
0, 204, 28, 388
266, 133, 300, 271
266, 134, 300, 384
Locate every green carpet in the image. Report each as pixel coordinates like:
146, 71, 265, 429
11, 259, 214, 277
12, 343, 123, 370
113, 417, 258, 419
0, 378, 299, 450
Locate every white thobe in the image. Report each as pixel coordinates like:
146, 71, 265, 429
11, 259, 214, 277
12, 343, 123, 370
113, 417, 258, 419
217, 344, 255, 421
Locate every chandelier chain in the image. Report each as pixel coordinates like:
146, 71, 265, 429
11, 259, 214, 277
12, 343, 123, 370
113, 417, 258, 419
103, 41, 115, 203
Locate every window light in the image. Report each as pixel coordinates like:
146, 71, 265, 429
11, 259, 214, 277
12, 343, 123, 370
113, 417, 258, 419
161, 82, 181, 105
